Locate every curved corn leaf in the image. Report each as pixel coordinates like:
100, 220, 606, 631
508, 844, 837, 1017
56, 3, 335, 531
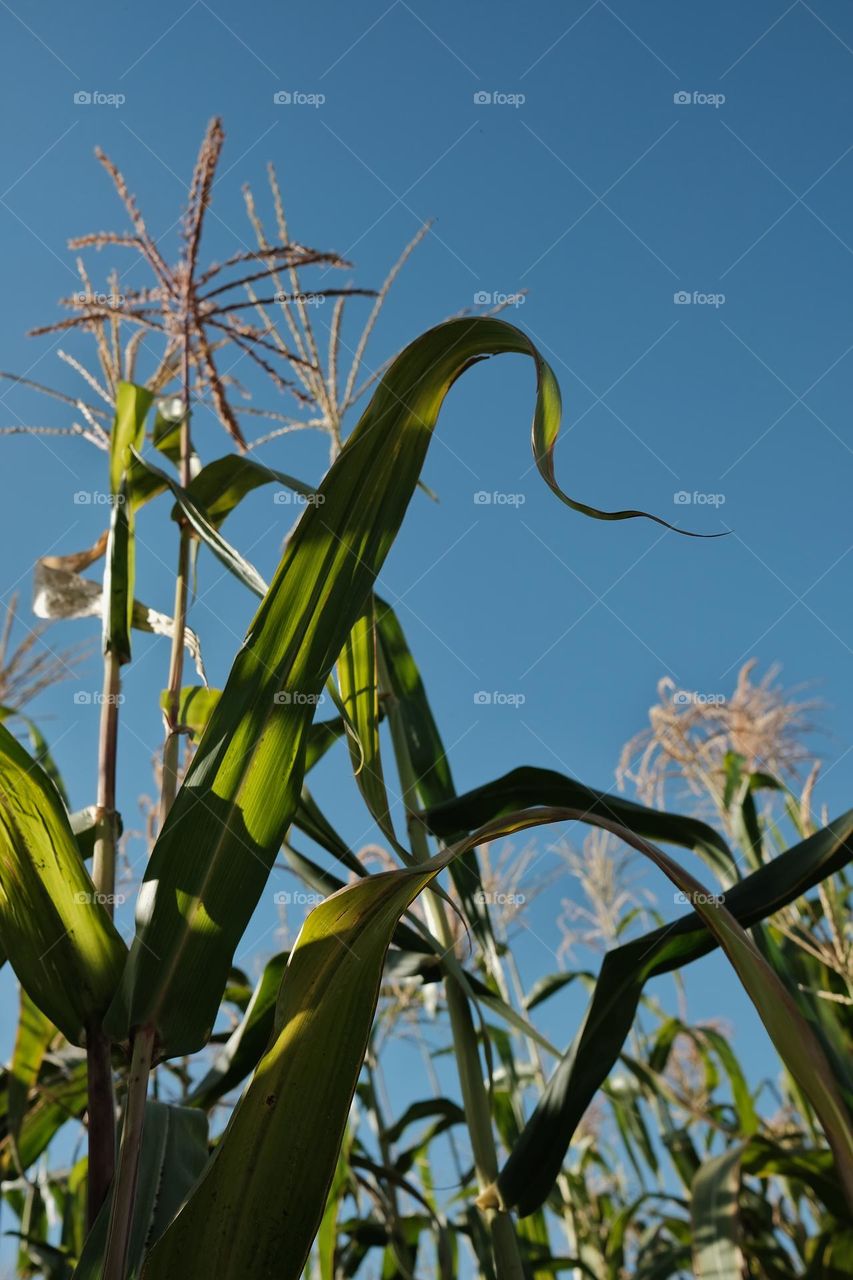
423, 764, 737, 881
382, 1097, 466, 1148
140, 822, 496, 1280
108, 315, 679, 1060
139, 865, 442, 1276
0, 708, 69, 809
74, 1101, 209, 1280
177, 454, 316, 527
130, 450, 267, 598
0, 724, 126, 1044
495, 806, 853, 1215
523, 970, 590, 1011
146, 803, 852, 1277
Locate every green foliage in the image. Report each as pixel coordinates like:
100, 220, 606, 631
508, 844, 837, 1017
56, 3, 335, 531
1, 127, 848, 1280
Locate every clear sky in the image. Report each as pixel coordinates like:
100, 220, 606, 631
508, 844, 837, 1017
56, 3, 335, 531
0, 0, 851, 1232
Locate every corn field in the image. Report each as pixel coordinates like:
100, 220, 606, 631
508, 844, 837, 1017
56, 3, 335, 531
0, 106, 850, 1280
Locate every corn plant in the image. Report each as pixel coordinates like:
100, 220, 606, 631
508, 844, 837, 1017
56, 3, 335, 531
0, 120, 850, 1280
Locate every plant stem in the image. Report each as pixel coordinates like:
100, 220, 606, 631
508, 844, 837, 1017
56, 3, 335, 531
87, 647, 121, 1225
93, 648, 121, 906
160, 530, 191, 822
102, 1026, 155, 1280
85, 1021, 115, 1229
379, 651, 524, 1280
159, 333, 194, 824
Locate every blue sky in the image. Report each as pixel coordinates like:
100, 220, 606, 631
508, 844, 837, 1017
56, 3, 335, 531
0, 0, 851, 1239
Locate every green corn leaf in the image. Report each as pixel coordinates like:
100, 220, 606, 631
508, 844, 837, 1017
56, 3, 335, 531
70, 805, 123, 862
160, 686, 349, 771
105, 383, 154, 662
523, 970, 590, 1011
0, 1052, 88, 1179
157, 686, 221, 738
690, 1144, 744, 1280
108, 315, 677, 1060
110, 383, 154, 496
375, 597, 497, 951
336, 596, 399, 849
176, 454, 317, 527
186, 952, 289, 1110
73, 1101, 209, 1280
139, 825, 495, 1280
423, 764, 738, 882
0, 724, 127, 1044
130, 450, 267, 598
374, 598, 454, 812
144, 800, 851, 1278
382, 1098, 466, 1148
0, 708, 69, 809
8, 989, 56, 1158
494, 806, 853, 1215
